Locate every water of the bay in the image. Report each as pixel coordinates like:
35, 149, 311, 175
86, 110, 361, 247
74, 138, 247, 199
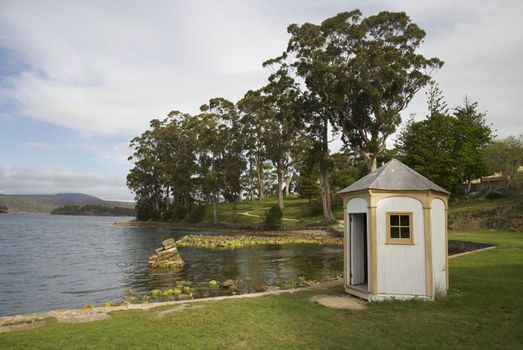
0, 213, 343, 316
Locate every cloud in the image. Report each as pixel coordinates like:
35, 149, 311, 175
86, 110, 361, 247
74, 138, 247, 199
0, 166, 133, 201
0, 0, 521, 139
65, 142, 133, 166
0, 1, 277, 134
23, 141, 57, 150
95, 142, 134, 166
398, 0, 523, 138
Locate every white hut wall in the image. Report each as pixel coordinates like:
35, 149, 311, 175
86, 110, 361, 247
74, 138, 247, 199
376, 197, 426, 296
431, 198, 447, 296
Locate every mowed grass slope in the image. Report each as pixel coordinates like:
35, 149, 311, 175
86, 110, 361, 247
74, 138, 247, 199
448, 195, 523, 230
200, 195, 344, 227
2, 230, 522, 349
198, 194, 523, 229
450, 195, 523, 214
203, 195, 343, 226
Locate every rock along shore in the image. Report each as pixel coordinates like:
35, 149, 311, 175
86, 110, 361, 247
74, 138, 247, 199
0, 280, 343, 333
148, 238, 184, 268
176, 233, 342, 249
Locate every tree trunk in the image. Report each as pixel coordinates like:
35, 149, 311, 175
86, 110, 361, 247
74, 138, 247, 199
319, 115, 335, 225
249, 161, 255, 201
465, 180, 472, 196
212, 195, 218, 224
284, 172, 292, 197
367, 157, 378, 173
257, 160, 265, 200
232, 200, 238, 223
319, 163, 335, 225
164, 186, 170, 211
277, 166, 284, 210
504, 173, 511, 190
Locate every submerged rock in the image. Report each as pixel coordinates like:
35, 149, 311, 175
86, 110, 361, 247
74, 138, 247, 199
148, 238, 184, 269
221, 279, 236, 290
255, 284, 268, 292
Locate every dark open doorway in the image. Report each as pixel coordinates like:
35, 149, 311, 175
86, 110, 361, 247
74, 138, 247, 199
349, 213, 368, 288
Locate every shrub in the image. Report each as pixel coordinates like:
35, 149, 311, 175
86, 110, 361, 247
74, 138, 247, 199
161, 209, 172, 221
172, 206, 188, 222
331, 193, 343, 209
485, 191, 507, 200
264, 206, 283, 227
187, 206, 206, 223
136, 203, 160, 221
306, 197, 324, 216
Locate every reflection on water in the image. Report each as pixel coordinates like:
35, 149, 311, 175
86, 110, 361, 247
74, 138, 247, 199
0, 213, 343, 316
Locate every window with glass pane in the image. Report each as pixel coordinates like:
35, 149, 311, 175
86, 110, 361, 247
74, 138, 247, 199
387, 212, 413, 243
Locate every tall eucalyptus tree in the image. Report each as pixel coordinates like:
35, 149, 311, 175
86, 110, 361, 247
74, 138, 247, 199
200, 98, 246, 222
269, 10, 442, 173
237, 90, 269, 200
260, 68, 303, 210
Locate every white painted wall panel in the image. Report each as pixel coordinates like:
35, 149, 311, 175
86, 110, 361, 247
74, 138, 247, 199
376, 197, 426, 296
431, 199, 447, 296
347, 197, 368, 214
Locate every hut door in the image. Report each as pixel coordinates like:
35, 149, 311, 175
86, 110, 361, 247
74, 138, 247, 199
350, 213, 368, 286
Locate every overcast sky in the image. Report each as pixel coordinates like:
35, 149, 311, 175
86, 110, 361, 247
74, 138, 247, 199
0, 0, 522, 201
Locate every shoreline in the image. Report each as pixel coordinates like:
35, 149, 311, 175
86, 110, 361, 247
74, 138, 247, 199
0, 237, 499, 334
0, 280, 343, 332
113, 220, 343, 237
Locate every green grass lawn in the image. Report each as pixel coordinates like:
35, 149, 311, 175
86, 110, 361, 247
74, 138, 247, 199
201, 193, 523, 227
2, 229, 522, 349
200, 194, 344, 227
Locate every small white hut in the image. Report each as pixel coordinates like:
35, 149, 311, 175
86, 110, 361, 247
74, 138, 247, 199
339, 159, 449, 301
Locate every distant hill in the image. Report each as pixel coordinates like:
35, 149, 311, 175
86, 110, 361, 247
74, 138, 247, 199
0, 193, 135, 214
14, 193, 103, 202
51, 204, 135, 217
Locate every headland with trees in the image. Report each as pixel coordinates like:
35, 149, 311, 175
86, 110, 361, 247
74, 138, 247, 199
126, 9, 523, 228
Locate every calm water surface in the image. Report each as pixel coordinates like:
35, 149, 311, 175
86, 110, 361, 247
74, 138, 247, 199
0, 213, 343, 316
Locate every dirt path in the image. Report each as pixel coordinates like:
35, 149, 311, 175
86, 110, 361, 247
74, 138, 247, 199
238, 209, 267, 218
310, 294, 366, 310
238, 209, 300, 222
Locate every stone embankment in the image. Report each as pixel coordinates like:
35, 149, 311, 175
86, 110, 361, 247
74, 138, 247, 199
176, 233, 342, 249
148, 238, 184, 269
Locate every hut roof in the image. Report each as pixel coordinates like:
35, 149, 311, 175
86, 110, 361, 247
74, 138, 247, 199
338, 159, 450, 195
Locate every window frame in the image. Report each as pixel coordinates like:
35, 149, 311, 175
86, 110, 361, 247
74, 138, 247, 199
386, 212, 414, 245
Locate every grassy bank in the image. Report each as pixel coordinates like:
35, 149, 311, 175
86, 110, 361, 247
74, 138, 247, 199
198, 194, 344, 227
119, 195, 344, 229
1, 229, 522, 349
449, 195, 523, 230
145, 194, 522, 231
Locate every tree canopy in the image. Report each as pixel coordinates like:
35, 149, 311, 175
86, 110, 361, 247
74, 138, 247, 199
126, 9, 501, 223
396, 92, 493, 192
269, 10, 443, 172
485, 136, 523, 190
